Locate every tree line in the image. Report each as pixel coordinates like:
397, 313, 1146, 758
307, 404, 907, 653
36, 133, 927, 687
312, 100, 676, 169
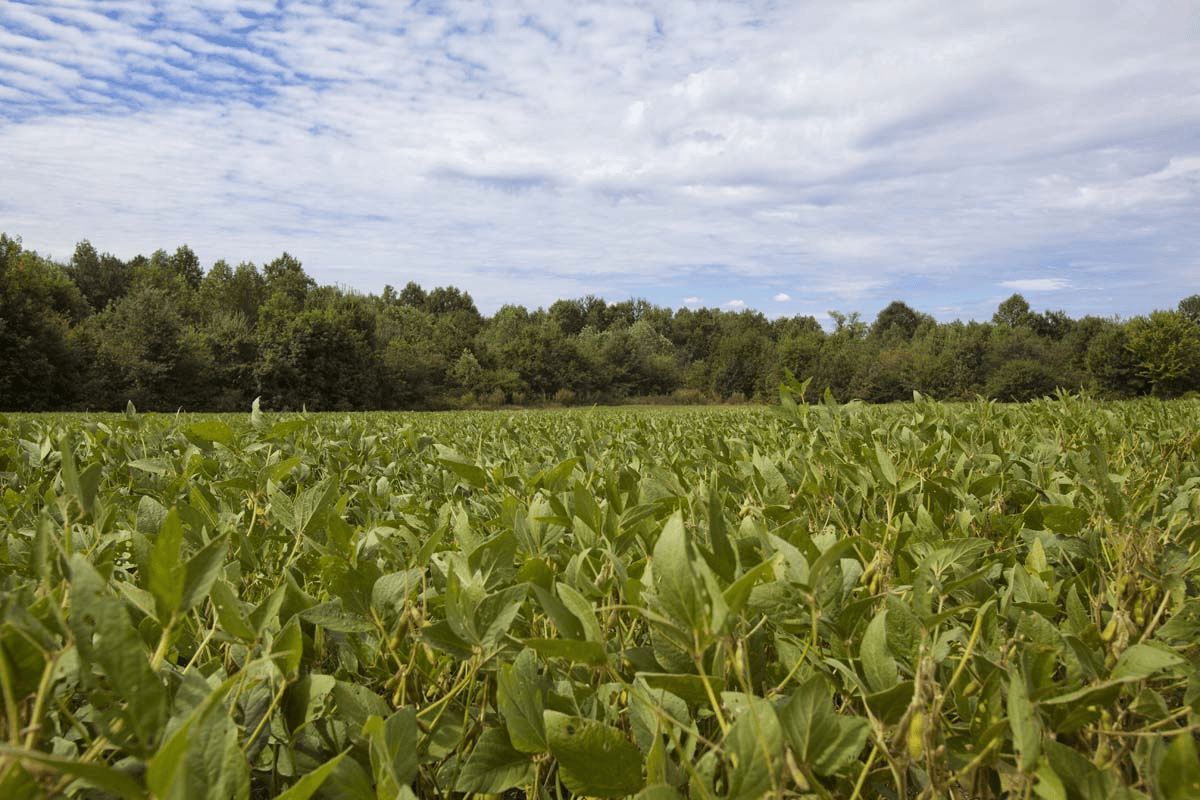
3, 232, 1199, 412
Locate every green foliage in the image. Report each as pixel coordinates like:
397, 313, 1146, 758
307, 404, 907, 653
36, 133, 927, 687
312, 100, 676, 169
1, 398, 1197, 798
6, 229, 1200, 411
1126, 310, 1200, 397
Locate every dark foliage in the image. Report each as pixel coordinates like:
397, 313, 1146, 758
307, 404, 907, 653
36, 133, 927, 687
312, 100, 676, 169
2, 232, 1197, 411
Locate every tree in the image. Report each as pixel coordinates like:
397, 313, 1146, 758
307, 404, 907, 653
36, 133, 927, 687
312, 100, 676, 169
1178, 294, 1200, 326
263, 252, 315, 307
425, 286, 478, 316
197, 310, 258, 410
985, 359, 1059, 402
1125, 311, 1200, 397
549, 298, 587, 336
170, 245, 204, 290
257, 304, 381, 410
870, 301, 924, 342
94, 283, 211, 409
1085, 324, 1144, 397
200, 260, 267, 324
66, 239, 133, 313
397, 281, 427, 309
0, 235, 88, 409
709, 310, 773, 400
993, 294, 1033, 328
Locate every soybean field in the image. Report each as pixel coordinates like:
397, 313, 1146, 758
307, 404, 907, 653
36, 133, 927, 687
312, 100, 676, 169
0, 391, 1198, 799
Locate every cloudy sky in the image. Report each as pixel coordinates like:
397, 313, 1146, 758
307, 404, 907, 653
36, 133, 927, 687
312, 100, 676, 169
2, 1, 1198, 324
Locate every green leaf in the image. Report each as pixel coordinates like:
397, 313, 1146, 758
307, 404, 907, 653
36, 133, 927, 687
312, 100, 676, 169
1040, 739, 1125, 800
523, 638, 607, 665
705, 475, 736, 582
59, 440, 100, 518
874, 440, 898, 487
780, 675, 870, 777
1159, 732, 1200, 800
293, 478, 338, 537
636, 671, 725, 707
437, 449, 488, 488
555, 581, 604, 643
300, 600, 374, 633
652, 511, 701, 629
364, 707, 418, 795
498, 649, 547, 753
1039, 505, 1087, 536
184, 420, 236, 450
455, 727, 535, 794
271, 615, 304, 679
208, 579, 256, 641
146, 672, 247, 800
723, 557, 779, 617
1110, 643, 1187, 682
722, 695, 785, 799
0, 745, 147, 800
531, 584, 585, 640
1008, 671, 1042, 773
544, 711, 645, 797
274, 751, 349, 800
652, 511, 727, 640
180, 534, 228, 614
370, 569, 423, 621
860, 608, 897, 693
148, 508, 185, 622
477, 583, 528, 652
68, 554, 166, 757
128, 458, 170, 476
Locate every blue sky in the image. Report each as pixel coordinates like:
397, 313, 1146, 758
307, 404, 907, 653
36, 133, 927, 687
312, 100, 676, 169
2, 0, 1198, 325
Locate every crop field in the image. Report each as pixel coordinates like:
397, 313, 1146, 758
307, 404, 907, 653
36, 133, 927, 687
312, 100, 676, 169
0, 391, 1198, 799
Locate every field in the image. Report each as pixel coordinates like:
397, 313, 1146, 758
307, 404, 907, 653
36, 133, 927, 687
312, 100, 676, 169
0, 391, 1198, 799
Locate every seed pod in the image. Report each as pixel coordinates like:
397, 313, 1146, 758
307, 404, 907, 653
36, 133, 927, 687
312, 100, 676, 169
1101, 614, 1117, 642
907, 711, 925, 760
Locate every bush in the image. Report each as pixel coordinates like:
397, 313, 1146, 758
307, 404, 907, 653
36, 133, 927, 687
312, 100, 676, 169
985, 358, 1059, 402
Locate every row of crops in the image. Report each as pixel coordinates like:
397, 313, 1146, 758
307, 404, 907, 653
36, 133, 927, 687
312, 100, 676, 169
0, 391, 1198, 798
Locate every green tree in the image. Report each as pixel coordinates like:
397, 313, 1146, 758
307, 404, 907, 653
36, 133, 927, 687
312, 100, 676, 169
397, 281, 428, 309
263, 252, 315, 308
197, 310, 258, 410
984, 358, 1060, 402
993, 294, 1033, 328
200, 260, 267, 325
257, 300, 381, 410
1085, 324, 1144, 397
1125, 311, 1200, 397
870, 301, 925, 342
93, 283, 211, 409
549, 298, 587, 336
0, 235, 88, 409
66, 239, 133, 313
1177, 294, 1200, 326
709, 310, 774, 400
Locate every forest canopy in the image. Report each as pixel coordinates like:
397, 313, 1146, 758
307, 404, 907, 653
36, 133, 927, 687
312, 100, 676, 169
2, 232, 1198, 412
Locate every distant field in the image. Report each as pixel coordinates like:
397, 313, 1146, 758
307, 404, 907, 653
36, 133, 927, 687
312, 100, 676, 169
1, 398, 1197, 798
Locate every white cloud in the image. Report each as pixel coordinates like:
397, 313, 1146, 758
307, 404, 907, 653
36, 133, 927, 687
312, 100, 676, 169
723, 299, 747, 309
999, 279, 1074, 292
682, 296, 701, 305
773, 293, 791, 302
0, 0, 1197, 318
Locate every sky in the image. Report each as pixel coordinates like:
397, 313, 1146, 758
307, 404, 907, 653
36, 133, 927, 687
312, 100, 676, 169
2, 0, 1199, 325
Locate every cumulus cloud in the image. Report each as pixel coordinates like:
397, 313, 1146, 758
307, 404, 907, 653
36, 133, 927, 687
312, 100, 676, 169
682, 296, 701, 305
723, 299, 747, 309
0, 0, 1197, 317
773, 293, 791, 302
